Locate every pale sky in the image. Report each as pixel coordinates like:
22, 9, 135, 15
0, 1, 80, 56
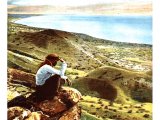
8, 0, 151, 6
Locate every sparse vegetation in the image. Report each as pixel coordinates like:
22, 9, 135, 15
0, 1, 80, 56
7, 15, 152, 120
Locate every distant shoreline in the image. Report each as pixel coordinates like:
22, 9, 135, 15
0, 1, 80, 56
8, 14, 152, 46
12, 14, 152, 45
8, 13, 152, 17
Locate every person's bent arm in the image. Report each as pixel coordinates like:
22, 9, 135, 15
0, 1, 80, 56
45, 59, 67, 79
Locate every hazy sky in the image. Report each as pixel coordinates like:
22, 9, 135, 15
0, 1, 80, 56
8, 0, 151, 6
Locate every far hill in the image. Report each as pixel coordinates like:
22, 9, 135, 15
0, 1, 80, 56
8, 22, 152, 74
8, 2, 152, 15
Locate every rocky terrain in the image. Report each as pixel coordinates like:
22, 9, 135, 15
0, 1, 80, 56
8, 68, 82, 120
8, 15, 152, 120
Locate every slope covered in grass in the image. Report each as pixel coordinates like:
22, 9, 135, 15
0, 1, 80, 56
79, 95, 152, 120
73, 66, 152, 103
8, 15, 152, 120
8, 21, 152, 73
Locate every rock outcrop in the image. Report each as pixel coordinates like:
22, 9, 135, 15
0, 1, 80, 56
8, 68, 82, 120
8, 68, 36, 88
8, 87, 82, 120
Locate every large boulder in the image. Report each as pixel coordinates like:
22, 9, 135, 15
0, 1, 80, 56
8, 68, 82, 120
8, 87, 82, 120
8, 68, 35, 88
8, 105, 81, 120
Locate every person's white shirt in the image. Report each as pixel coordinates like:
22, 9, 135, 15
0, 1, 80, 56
36, 62, 67, 85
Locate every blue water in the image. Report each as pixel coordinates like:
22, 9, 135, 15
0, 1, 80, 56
15, 15, 152, 44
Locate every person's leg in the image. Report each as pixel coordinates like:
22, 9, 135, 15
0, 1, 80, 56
8, 95, 35, 109
36, 74, 61, 100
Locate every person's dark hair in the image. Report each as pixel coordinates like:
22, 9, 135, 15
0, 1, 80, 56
46, 54, 59, 61
38, 53, 59, 69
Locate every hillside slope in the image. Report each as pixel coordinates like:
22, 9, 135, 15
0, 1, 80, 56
73, 66, 152, 120
8, 22, 152, 73
73, 66, 152, 103
8, 18, 152, 120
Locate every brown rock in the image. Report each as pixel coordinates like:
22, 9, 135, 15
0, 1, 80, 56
8, 87, 82, 119
37, 98, 67, 116
26, 111, 49, 120
60, 87, 82, 104
8, 68, 35, 88
59, 105, 81, 120
31, 87, 82, 117
8, 107, 31, 120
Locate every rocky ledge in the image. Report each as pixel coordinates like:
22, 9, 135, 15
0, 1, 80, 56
8, 87, 82, 120
8, 68, 82, 120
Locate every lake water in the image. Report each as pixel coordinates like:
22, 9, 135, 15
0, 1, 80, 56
15, 15, 152, 44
